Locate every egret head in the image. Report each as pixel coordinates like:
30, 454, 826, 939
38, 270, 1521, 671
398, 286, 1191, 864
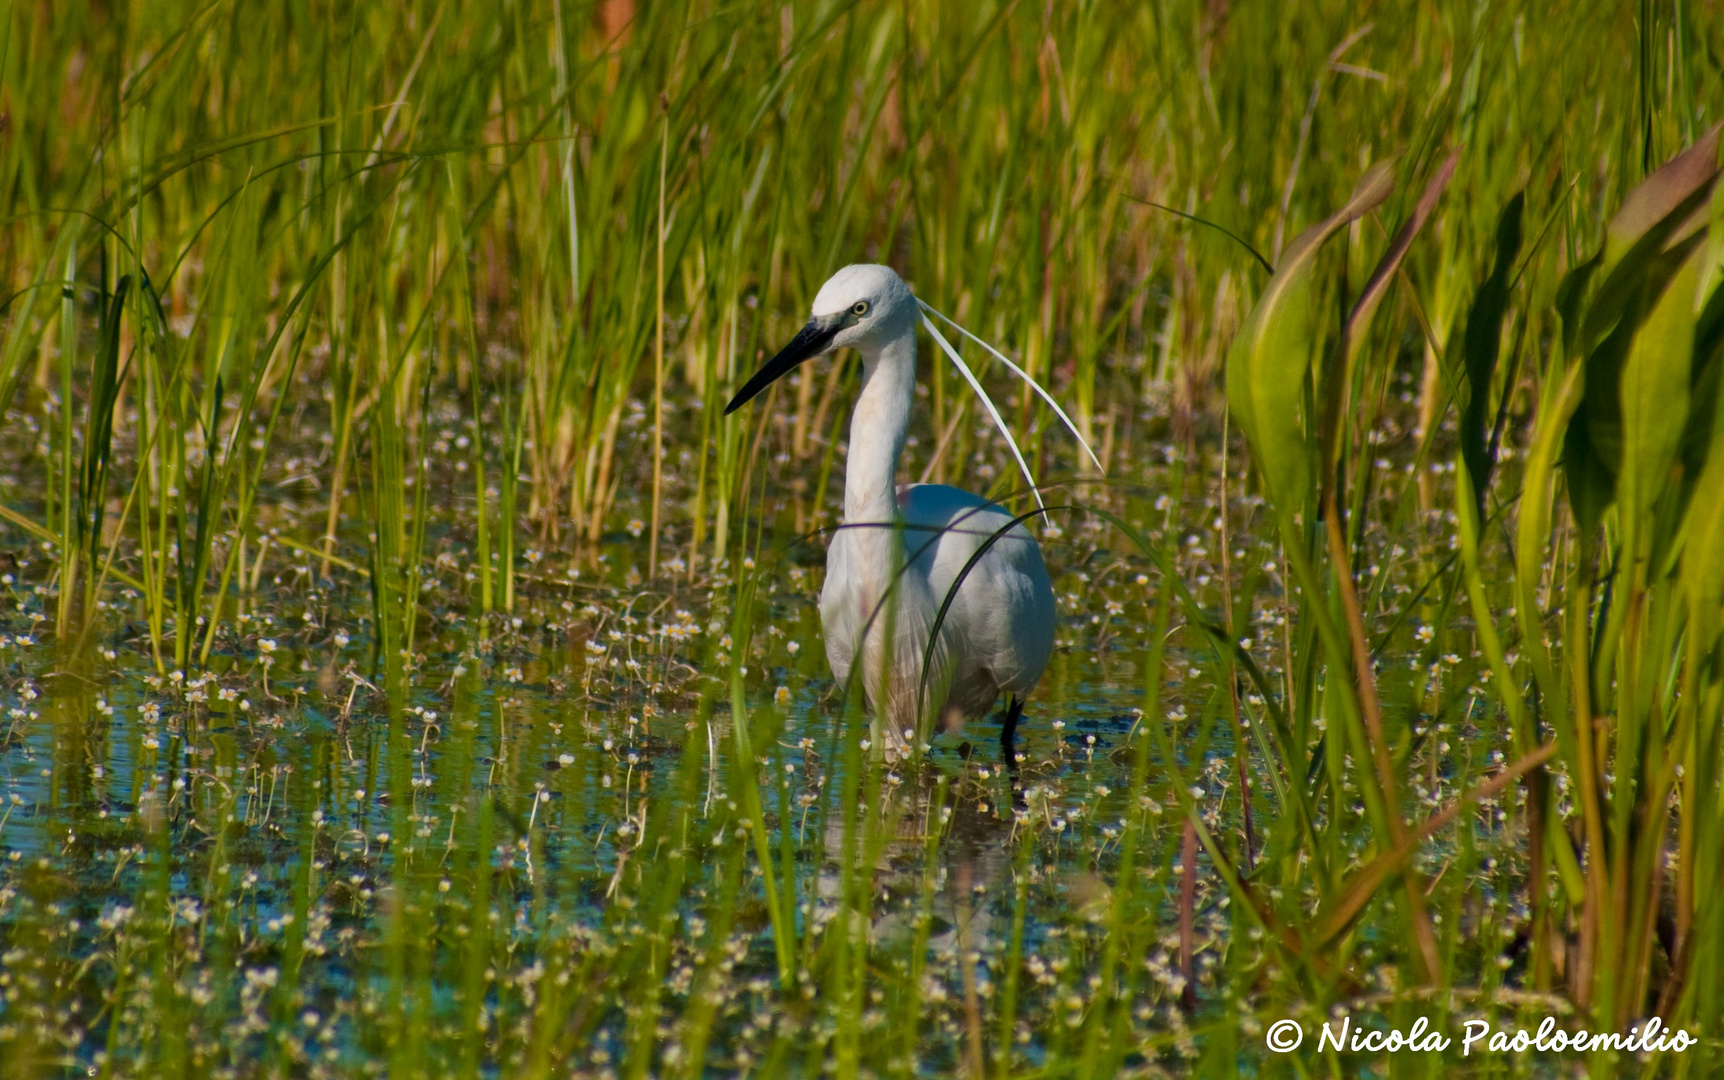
725, 264, 916, 414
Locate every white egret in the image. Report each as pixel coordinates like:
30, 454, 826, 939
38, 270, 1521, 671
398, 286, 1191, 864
726, 264, 1056, 759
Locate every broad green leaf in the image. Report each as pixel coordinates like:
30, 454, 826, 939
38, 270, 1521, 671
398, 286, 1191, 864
1562, 401, 1620, 535
1698, 157, 1724, 311
1583, 126, 1719, 352
1565, 237, 1703, 532
1681, 194, 1724, 621
1683, 182, 1724, 483
1603, 123, 1721, 275
1619, 242, 1702, 528
1228, 268, 1316, 513
1561, 129, 1722, 533
1683, 443, 1724, 647
1686, 276, 1724, 482
1553, 252, 1601, 362
1226, 161, 1394, 513
1459, 192, 1525, 508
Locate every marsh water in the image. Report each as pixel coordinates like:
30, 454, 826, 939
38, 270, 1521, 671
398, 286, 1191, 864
0, 383, 1522, 1077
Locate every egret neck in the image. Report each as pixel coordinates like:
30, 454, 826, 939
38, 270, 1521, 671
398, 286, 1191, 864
845, 330, 915, 527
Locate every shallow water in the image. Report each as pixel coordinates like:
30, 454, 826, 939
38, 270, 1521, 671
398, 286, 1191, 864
0, 393, 1521, 1077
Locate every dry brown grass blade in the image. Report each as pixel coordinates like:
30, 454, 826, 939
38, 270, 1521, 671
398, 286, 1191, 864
1345, 149, 1460, 359
1321, 147, 1460, 491
1307, 152, 1462, 982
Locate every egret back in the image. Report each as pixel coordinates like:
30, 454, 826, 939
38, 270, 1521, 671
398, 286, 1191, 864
897, 484, 1055, 712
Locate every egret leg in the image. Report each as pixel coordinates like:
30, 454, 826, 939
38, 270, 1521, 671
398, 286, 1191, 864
999, 695, 1026, 757
1001, 695, 1029, 811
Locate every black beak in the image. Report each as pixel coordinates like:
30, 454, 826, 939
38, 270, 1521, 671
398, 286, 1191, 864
724, 315, 841, 414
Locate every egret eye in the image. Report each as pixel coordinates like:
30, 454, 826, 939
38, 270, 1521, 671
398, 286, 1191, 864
851, 300, 870, 317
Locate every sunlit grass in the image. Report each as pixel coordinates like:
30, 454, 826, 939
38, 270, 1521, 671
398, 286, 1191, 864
2, 1, 1724, 1077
